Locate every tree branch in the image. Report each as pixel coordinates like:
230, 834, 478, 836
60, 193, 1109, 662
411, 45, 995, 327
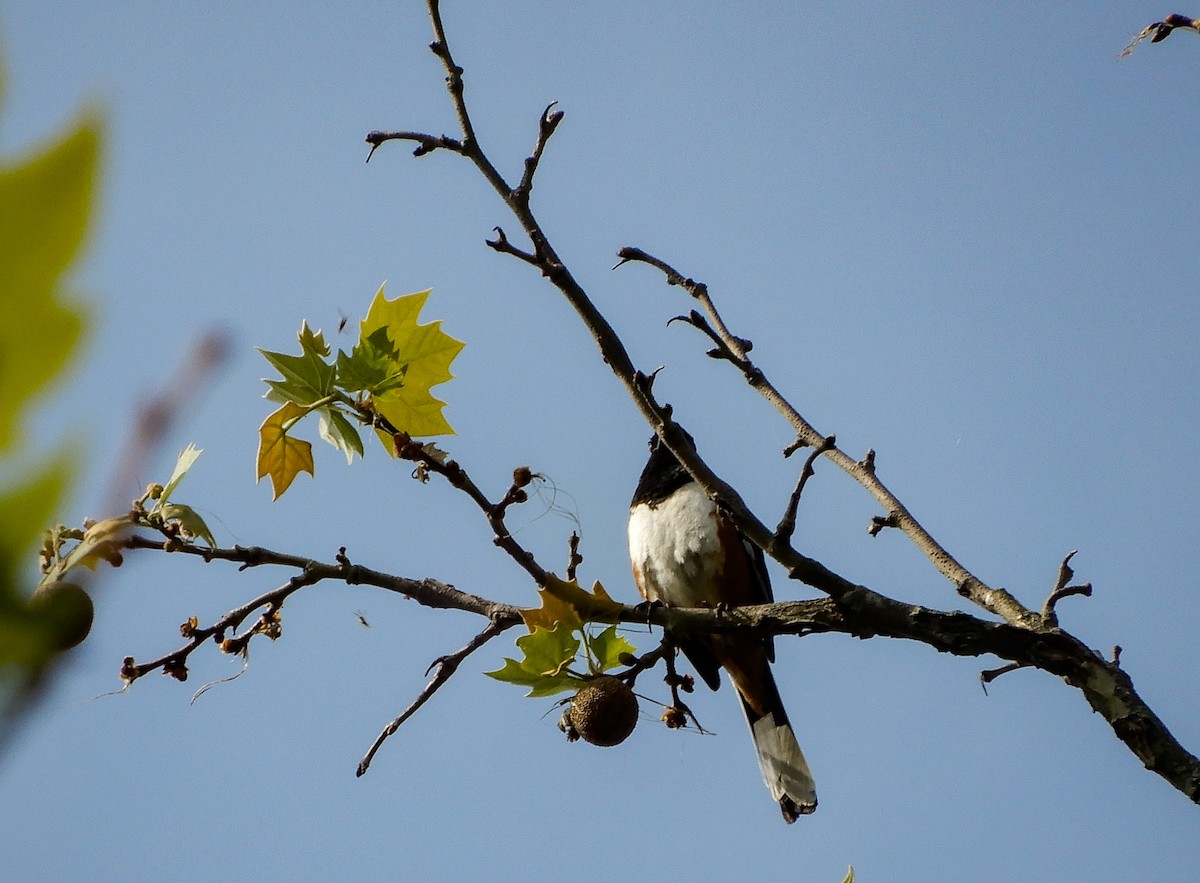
356, 617, 507, 776
614, 245, 1041, 629
353, 0, 1200, 808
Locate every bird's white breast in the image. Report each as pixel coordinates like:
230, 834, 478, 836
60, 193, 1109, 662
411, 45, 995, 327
628, 482, 724, 608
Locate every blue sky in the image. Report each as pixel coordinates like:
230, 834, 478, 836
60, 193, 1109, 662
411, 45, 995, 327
2, 3, 1198, 881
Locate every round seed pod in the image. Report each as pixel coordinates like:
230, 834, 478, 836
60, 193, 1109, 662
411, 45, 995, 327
568, 675, 638, 747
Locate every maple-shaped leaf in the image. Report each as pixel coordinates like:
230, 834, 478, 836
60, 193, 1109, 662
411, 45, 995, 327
585, 625, 638, 674
522, 584, 585, 634
257, 402, 315, 499
335, 326, 406, 394
357, 286, 463, 437
541, 575, 625, 624
485, 622, 581, 697
259, 320, 336, 407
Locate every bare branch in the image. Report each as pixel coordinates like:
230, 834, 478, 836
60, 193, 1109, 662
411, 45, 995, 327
391, 434, 549, 585
1120, 14, 1200, 58
485, 226, 539, 266
1042, 550, 1094, 628
515, 102, 564, 205
123, 534, 522, 622
776, 435, 836, 546
980, 661, 1028, 695
565, 531, 583, 583
364, 130, 463, 161
348, 0, 1200, 808
357, 618, 507, 776
616, 245, 1040, 629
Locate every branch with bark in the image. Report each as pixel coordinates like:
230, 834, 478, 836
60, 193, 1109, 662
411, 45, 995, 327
76, 1, 1200, 810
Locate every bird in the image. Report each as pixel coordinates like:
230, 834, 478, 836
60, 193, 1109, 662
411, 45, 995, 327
628, 430, 817, 822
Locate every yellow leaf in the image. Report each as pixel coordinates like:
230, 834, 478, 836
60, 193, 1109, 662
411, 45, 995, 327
54, 516, 132, 574
360, 285, 464, 437
539, 575, 625, 625
521, 586, 585, 634
372, 387, 454, 437
257, 402, 315, 499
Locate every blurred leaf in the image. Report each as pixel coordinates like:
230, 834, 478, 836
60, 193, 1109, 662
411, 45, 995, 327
54, 516, 131, 575
0, 81, 99, 691
317, 408, 364, 464
257, 402, 315, 499
0, 451, 75, 671
0, 113, 98, 454
841, 867, 855, 883
0, 450, 73, 585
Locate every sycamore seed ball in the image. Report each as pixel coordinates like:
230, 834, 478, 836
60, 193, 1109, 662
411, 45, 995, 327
568, 675, 638, 747
29, 580, 94, 650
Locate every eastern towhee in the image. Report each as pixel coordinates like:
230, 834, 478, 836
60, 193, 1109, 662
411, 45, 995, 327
628, 431, 817, 821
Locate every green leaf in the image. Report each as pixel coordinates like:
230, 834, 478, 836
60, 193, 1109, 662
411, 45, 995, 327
0, 448, 73, 586
258, 320, 336, 407
0, 114, 99, 454
586, 625, 638, 674
157, 503, 216, 548
157, 443, 202, 507
841, 867, 855, 883
335, 326, 406, 394
317, 408, 364, 464
298, 321, 330, 359
257, 401, 315, 499
485, 623, 581, 697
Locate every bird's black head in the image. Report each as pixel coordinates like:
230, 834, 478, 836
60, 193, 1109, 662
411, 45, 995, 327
633, 427, 697, 506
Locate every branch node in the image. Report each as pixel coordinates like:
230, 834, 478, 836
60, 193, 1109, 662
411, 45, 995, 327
980, 661, 1028, 694
776, 435, 837, 545
868, 511, 900, 537
1041, 551, 1092, 627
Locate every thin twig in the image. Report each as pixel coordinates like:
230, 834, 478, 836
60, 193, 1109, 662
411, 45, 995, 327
515, 102, 564, 205
1041, 550, 1093, 629
357, 618, 507, 776
485, 227, 538, 266
392, 435, 548, 585
776, 435, 835, 546
352, 0, 1200, 807
980, 661, 1029, 695
364, 130, 463, 162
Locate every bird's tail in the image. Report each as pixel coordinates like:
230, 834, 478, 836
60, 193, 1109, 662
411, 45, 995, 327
727, 655, 817, 822
744, 698, 817, 822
